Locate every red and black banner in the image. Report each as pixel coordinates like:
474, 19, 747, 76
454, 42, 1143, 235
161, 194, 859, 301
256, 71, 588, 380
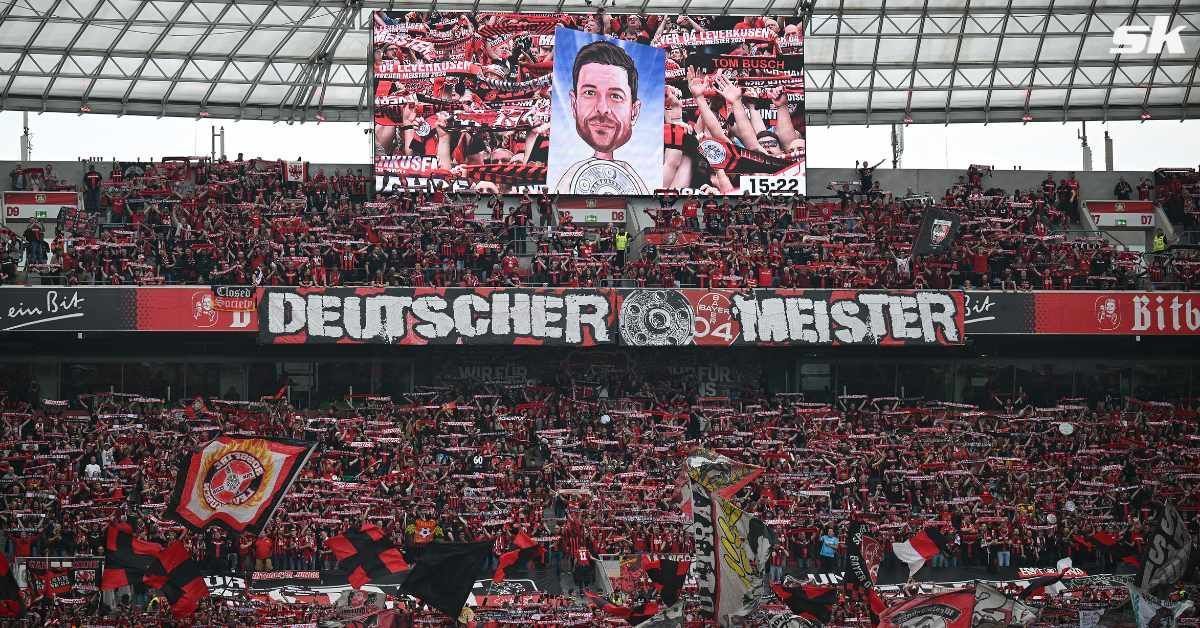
326, 523, 410, 589
963, 290, 1200, 336
844, 521, 882, 589
3, 287, 1197, 340
0, 286, 258, 332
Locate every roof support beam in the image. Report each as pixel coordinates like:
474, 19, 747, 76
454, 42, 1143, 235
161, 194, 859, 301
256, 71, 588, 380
1059, 0, 1099, 122
239, 2, 324, 119
825, 0, 847, 125
200, 1, 281, 112
864, 0, 890, 125
0, 0, 65, 111
941, 0, 973, 123
38, 0, 109, 109
981, 0, 1014, 123
1139, 0, 1184, 115
160, 1, 237, 115
115, 1, 193, 115
1101, 0, 1143, 121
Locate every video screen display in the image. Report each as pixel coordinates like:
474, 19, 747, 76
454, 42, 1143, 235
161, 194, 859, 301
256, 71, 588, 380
372, 12, 805, 195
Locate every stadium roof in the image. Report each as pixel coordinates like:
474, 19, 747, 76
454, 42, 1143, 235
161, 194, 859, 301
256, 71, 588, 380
1, 0, 1199, 126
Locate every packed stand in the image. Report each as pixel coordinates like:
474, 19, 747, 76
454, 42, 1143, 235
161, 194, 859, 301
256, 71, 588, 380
1, 368, 1198, 625
637, 165, 1200, 291
7, 159, 1200, 290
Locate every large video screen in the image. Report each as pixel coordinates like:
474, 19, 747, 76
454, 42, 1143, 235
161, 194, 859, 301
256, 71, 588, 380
372, 12, 805, 195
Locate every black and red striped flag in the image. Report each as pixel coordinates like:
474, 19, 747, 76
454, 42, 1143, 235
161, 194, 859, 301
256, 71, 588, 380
494, 530, 545, 583
585, 591, 663, 625
643, 557, 690, 606
772, 579, 838, 624
101, 521, 162, 591
143, 540, 209, 617
326, 523, 410, 589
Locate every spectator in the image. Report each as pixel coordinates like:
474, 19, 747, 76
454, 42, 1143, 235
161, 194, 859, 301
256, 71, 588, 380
1114, 177, 1133, 200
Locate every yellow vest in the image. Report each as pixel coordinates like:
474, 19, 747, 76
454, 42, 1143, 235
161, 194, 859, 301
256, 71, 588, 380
1153, 235, 1166, 253
615, 232, 629, 251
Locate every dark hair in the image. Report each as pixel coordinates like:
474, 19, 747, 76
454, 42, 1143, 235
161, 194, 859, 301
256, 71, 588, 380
571, 39, 638, 102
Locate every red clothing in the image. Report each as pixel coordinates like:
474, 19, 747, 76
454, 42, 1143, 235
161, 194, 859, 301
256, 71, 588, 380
254, 536, 273, 560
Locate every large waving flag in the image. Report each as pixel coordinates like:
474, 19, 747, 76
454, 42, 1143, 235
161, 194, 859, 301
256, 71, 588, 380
681, 448, 764, 519
400, 541, 493, 620
101, 522, 163, 591
1137, 503, 1194, 596
143, 540, 209, 617
892, 526, 950, 577
326, 522, 410, 589
972, 581, 1038, 627
0, 554, 23, 620
771, 577, 837, 624
844, 520, 882, 588
644, 557, 690, 606
494, 530, 545, 583
687, 450, 775, 626
878, 588, 975, 628
168, 435, 315, 534
1128, 584, 1194, 628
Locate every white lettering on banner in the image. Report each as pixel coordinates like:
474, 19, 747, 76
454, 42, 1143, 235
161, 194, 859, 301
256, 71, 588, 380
1139, 504, 1193, 591
1110, 16, 1186, 55
962, 292, 997, 325
1132, 295, 1200, 332
267, 291, 611, 343
690, 483, 718, 620
1, 290, 88, 331
733, 292, 960, 344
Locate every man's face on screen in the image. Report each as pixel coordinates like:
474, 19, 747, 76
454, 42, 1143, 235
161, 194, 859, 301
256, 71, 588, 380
571, 62, 640, 157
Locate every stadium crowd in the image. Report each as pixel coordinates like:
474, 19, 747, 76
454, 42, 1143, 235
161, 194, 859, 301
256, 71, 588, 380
3, 159, 1199, 290
1, 368, 1197, 625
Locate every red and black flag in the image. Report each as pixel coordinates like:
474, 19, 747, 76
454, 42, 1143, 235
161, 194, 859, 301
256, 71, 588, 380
844, 521, 882, 588
400, 541, 492, 620
326, 523, 410, 589
643, 557, 690, 606
892, 526, 951, 576
101, 521, 163, 591
0, 553, 23, 619
168, 435, 315, 535
771, 579, 838, 624
1077, 531, 1140, 567
1018, 558, 1074, 600
585, 591, 663, 625
143, 540, 209, 617
493, 530, 545, 583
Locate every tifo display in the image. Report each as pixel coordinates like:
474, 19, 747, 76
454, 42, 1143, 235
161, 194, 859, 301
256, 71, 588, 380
372, 12, 805, 195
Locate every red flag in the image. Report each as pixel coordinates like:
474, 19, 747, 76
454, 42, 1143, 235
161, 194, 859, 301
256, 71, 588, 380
878, 589, 975, 628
